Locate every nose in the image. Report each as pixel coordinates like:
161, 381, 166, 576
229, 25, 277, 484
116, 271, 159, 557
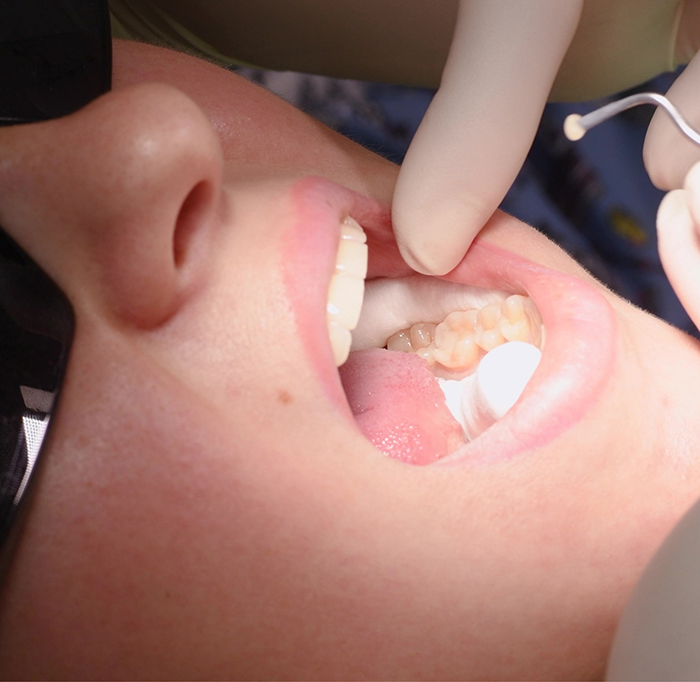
0, 83, 224, 327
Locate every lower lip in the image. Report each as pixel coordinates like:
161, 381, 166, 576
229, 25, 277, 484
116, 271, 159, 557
436, 240, 617, 465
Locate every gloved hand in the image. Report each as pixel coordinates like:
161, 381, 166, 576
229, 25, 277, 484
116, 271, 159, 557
394, 0, 700, 275
656, 161, 700, 329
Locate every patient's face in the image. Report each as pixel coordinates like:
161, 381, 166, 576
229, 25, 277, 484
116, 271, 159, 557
1, 40, 700, 680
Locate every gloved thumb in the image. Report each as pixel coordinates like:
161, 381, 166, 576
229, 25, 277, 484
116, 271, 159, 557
644, 50, 700, 191
392, 0, 582, 275
656, 163, 700, 330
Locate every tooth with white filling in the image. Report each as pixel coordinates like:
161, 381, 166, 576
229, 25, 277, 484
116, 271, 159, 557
327, 217, 368, 366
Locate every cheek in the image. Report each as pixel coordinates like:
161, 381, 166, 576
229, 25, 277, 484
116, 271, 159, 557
143, 239, 314, 419
2, 329, 649, 679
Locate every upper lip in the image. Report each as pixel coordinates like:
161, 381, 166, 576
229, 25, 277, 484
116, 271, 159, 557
283, 176, 617, 463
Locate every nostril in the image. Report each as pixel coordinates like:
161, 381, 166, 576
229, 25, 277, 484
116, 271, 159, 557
173, 180, 215, 268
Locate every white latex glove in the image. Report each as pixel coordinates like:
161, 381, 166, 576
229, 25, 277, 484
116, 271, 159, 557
392, 0, 700, 275
656, 161, 700, 330
645, 40, 700, 192
392, 0, 583, 275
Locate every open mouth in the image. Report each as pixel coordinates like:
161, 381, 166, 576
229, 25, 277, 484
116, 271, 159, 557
339, 270, 546, 464
285, 177, 617, 467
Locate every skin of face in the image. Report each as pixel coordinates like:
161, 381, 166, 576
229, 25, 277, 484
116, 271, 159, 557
0, 40, 700, 680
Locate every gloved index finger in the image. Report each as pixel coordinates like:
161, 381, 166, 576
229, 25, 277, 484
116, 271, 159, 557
392, 0, 583, 275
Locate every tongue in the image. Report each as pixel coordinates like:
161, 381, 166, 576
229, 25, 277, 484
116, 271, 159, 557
339, 348, 466, 464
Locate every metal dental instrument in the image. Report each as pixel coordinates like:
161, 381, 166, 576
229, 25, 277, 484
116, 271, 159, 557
563, 92, 700, 146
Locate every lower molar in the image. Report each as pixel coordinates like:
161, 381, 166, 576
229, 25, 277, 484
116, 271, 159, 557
384, 294, 544, 444
387, 294, 543, 375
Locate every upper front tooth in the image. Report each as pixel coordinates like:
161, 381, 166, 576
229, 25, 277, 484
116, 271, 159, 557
327, 217, 368, 366
328, 322, 352, 367
341, 216, 367, 242
335, 237, 368, 279
327, 273, 365, 329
